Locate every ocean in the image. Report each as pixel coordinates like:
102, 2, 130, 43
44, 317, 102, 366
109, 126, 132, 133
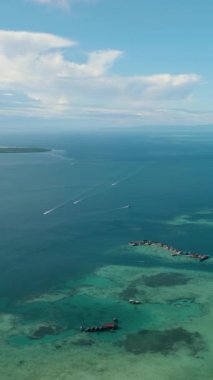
0, 128, 213, 379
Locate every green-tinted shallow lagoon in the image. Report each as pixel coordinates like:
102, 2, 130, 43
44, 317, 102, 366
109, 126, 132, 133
0, 129, 213, 379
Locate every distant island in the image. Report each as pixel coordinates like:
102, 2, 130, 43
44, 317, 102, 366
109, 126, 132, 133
0, 147, 51, 154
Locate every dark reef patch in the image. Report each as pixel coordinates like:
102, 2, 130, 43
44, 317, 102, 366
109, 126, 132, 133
17, 360, 25, 366
72, 338, 94, 346
122, 327, 205, 356
168, 297, 195, 307
119, 285, 139, 300
29, 325, 63, 339
142, 272, 190, 287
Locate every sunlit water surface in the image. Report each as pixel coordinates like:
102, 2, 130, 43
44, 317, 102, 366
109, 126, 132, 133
0, 129, 213, 380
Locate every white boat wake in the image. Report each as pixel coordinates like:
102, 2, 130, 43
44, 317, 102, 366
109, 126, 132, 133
111, 168, 142, 188
43, 201, 69, 215
43, 209, 54, 215
43, 207, 58, 215
43, 173, 133, 216
76, 204, 131, 219
73, 199, 81, 204
43, 183, 106, 215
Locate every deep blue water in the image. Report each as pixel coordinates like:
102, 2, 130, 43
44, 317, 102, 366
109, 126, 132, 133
1, 128, 213, 303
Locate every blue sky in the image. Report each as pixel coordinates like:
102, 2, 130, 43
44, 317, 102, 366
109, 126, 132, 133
0, 0, 213, 130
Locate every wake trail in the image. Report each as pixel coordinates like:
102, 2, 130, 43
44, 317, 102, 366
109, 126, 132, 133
72, 181, 109, 205
73, 204, 131, 220
111, 181, 119, 187
73, 199, 81, 205
120, 204, 131, 209
111, 168, 142, 187
43, 168, 137, 216
43, 182, 107, 215
43, 201, 69, 215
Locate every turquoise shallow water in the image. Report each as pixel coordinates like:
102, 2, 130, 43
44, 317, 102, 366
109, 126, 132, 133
0, 128, 213, 379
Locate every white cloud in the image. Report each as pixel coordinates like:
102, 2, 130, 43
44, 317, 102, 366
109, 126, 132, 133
0, 30, 202, 125
0, 30, 74, 55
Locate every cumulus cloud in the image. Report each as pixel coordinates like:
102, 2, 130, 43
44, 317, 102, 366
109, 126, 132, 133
0, 30, 201, 124
0, 30, 74, 54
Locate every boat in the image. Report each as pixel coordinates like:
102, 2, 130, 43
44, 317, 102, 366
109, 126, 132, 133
80, 320, 118, 333
199, 255, 209, 262
129, 299, 141, 305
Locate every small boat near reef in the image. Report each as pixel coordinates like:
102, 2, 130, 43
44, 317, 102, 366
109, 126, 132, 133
199, 255, 209, 262
129, 240, 210, 262
80, 320, 118, 333
129, 299, 141, 305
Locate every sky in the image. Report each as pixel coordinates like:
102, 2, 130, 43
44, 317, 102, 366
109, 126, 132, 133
0, 0, 213, 130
